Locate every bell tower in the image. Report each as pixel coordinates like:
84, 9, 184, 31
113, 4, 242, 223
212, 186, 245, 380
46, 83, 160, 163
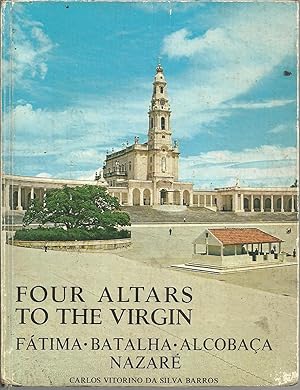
148, 63, 172, 150
147, 63, 179, 182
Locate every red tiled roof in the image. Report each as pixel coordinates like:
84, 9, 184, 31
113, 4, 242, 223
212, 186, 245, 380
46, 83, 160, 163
208, 228, 283, 245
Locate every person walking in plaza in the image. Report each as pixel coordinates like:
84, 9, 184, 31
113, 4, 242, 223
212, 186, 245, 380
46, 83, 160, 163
169, 228, 172, 236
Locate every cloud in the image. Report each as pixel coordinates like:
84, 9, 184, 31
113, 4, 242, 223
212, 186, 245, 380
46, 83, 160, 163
222, 100, 295, 110
2, 7, 56, 87
2, 97, 149, 178
35, 172, 52, 178
268, 123, 295, 134
180, 145, 297, 188
162, 5, 297, 137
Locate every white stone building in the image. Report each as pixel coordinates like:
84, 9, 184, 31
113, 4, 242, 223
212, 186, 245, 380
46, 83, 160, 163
102, 63, 193, 207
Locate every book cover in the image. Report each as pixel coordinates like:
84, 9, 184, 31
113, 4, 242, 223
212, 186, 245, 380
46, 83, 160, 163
1, 0, 298, 386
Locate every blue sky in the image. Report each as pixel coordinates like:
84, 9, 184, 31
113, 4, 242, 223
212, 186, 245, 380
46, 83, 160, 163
2, 1, 298, 188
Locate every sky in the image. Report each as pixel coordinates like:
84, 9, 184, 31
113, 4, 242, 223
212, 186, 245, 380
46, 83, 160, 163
2, 1, 298, 188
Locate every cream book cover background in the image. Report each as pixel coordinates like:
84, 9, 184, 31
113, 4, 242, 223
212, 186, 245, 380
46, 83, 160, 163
1, 0, 298, 386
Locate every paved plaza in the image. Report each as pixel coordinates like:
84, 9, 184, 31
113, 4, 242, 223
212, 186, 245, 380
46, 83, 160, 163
2, 220, 298, 386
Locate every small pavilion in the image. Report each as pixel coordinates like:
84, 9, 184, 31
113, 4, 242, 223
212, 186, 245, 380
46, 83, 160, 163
192, 228, 285, 267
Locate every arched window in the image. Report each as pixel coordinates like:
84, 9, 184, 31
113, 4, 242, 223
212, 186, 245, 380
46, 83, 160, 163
161, 117, 165, 130
160, 86, 164, 93
150, 118, 154, 129
161, 157, 166, 173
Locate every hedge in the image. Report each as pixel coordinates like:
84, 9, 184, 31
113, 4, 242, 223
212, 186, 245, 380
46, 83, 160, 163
14, 227, 131, 241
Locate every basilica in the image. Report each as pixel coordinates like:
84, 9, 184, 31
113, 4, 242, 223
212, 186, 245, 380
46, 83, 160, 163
102, 63, 193, 207
1, 65, 298, 213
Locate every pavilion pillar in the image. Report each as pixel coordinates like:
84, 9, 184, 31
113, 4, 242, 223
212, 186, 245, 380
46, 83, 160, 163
291, 196, 295, 212
197, 195, 200, 207
279, 242, 282, 253
30, 187, 34, 200
260, 195, 264, 212
281, 195, 284, 212
251, 194, 254, 212
220, 245, 224, 258
16, 186, 23, 210
271, 195, 274, 212
204, 195, 207, 207
119, 192, 123, 205
210, 195, 213, 207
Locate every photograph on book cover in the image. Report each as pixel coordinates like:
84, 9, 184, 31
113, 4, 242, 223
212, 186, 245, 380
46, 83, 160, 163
1, 0, 299, 387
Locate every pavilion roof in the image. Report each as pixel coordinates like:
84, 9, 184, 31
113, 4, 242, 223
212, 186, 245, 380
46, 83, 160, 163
208, 228, 283, 245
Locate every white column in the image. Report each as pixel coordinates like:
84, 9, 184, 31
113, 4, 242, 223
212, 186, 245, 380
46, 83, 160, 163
260, 195, 264, 212
281, 195, 284, 212
234, 193, 238, 212
128, 190, 133, 206
204, 195, 207, 207
240, 193, 244, 212
43, 188, 47, 208
193, 244, 197, 255
119, 192, 123, 205
179, 191, 183, 206
17, 186, 23, 210
139, 191, 143, 206
210, 195, 213, 207
291, 196, 295, 212
271, 195, 274, 212
5, 184, 10, 210
189, 192, 193, 206
197, 195, 200, 207
251, 194, 254, 212
169, 191, 174, 205
30, 187, 34, 200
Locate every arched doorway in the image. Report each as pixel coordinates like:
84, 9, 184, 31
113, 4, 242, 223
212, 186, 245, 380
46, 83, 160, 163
265, 198, 271, 211
243, 197, 249, 211
276, 198, 281, 211
254, 197, 260, 211
13, 191, 18, 210
143, 189, 151, 205
183, 190, 190, 206
160, 189, 168, 205
132, 188, 141, 206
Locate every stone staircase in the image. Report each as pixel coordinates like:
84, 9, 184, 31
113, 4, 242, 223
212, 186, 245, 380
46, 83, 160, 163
121, 206, 297, 224
2, 207, 298, 226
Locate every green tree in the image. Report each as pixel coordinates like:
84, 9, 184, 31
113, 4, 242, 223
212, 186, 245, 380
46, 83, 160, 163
23, 185, 130, 230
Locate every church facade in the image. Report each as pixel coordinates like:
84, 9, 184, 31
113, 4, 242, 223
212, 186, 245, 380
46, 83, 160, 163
102, 63, 193, 206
